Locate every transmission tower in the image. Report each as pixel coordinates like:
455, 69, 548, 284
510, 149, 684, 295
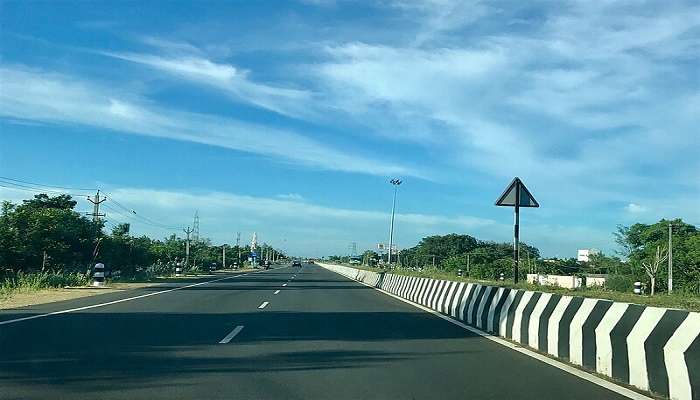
348, 242, 357, 256
193, 210, 200, 241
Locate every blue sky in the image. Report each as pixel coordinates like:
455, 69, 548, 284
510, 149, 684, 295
1, 0, 698, 258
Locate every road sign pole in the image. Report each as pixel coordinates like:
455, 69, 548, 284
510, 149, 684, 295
514, 187, 520, 284
495, 177, 538, 285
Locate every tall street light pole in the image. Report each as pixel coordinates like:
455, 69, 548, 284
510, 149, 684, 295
388, 178, 402, 267
668, 222, 673, 294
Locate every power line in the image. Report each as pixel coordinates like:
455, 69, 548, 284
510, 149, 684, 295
103, 193, 182, 231
0, 176, 96, 192
0, 181, 89, 198
102, 202, 180, 231
2, 177, 95, 191
0, 176, 183, 233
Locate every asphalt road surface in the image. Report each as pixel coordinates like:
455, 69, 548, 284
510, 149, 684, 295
0, 264, 633, 399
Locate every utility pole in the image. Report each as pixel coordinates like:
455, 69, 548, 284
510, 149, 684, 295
526, 249, 532, 274
668, 222, 673, 294
236, 232, 241, 267
87, 190, 106, 223
222, 245, 226, 269
467, 254, 470, 275
183, 226, 193, 268
388, 178, 402, 266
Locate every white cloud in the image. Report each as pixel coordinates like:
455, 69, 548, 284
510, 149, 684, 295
101, 51, 314, 118
275, 193, 305, 201
626, 203, 648, 214
100, 186, 500, 255
106, 186, 495, 228
1, 184, 638, 257
389, 0, 490, 45
0, 65, 421, 178
308, 1, 700, 214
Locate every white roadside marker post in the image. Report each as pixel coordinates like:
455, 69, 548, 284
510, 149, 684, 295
634, 281, 642, 294
92, 263, 105, 287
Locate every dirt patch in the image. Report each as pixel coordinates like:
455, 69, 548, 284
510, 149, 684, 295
0, 282, 158, 310
0, 269, 261, 310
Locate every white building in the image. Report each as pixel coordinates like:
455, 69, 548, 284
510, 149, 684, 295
577, 249, 599, 262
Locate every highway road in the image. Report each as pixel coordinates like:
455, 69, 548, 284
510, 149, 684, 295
0, 264, 634, 399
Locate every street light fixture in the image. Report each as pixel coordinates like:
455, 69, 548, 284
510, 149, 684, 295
388, 178, 402, 267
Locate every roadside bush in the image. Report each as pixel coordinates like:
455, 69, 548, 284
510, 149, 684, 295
147, 262, 174, 277
606, 274, 637, 293
0, 270, 90, 298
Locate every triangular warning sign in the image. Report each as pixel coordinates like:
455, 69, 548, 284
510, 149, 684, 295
495, 177, 539, 207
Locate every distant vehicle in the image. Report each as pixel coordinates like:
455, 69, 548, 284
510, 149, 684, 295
292, 260, 302, 267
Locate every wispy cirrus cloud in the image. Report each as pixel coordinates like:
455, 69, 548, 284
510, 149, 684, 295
101, 50, 315, 118
0, 65, 420, 178
275, 193, 305, 201
101, 186, 500, 254
311, 1, 700, 213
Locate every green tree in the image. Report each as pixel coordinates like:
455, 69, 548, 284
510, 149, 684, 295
0, 194, 99, 271
615, 219, 699, 293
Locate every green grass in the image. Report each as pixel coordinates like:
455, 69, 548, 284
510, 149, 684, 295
108, 266, 257, 285
0, 270, 91, 300
330, 263, 700, 312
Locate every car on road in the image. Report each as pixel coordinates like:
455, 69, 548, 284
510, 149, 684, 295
292, 260, 302, 267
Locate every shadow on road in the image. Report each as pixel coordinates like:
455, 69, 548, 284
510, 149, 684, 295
0, 309, 477, 390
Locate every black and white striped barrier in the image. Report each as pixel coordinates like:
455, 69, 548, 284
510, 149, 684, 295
634, 281, 643, 294
318, 262, 700, 400
92, 263, 105, 287
175, 262, 183, 277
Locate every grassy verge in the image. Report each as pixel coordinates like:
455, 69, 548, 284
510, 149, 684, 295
0, 267, 258, 308
109, 267, 257, 284
0, 270, 90, 300
328, 263, 700, 312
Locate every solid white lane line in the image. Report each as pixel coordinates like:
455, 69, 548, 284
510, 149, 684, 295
274, 290, 281, 295
0, 269, 277, 326
219, 325, 244, 344
258, 301, 269, 309
336, 272, 653, 400
282, 283, 287, 287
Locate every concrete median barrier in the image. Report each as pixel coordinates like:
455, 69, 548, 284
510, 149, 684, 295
317, 262, 700, 400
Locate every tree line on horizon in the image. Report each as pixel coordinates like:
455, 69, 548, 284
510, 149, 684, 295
0, 194, 284, 280
328, 222, 700, 295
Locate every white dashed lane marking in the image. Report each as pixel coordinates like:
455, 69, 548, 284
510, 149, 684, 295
258, 301, 269, 309
219, 325, 244, 344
